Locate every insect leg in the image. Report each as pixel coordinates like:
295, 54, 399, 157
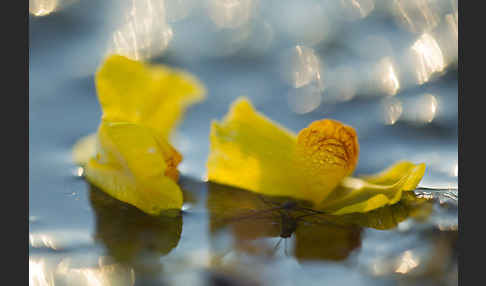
225, 206, 282, 223
273, 237, 283, 254
294, 206, 326, 215
284, 238, 289, 257
258, 195, 281, 206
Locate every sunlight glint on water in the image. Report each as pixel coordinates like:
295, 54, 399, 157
107, 0, 173, 60
410, 33, 446, 85
29, 0, 58, 16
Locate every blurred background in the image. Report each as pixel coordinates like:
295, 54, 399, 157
29, 0, 458, 285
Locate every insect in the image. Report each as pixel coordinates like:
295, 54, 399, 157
219, 195, 362, 259
269, 205, 301, 256
207, 182, 363, 261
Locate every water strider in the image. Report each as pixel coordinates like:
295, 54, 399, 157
224, 198, 317, 235
221, 195, 359, 257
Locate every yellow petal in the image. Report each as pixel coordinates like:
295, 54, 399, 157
295, 118, 359, 204
73, 54, 203, 172
97, 121, 182, 181
318, 162, 426, 215
333, 192, 432, 230
207, 97, 359, 204
95, 54, 205, 140
207, 97, 305, 200
85, 159, 183, 215
84, 121, 183, 214
359, 161, 420, 189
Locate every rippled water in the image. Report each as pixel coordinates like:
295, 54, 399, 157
29, 1, 458, 285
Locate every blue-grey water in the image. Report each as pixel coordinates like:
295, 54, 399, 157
29, 1, 458, 285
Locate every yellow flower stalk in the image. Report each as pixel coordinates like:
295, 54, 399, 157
72, 54, 205, 215
207, 97, 425, 215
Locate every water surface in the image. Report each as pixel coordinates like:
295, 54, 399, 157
29, 1, 458, 285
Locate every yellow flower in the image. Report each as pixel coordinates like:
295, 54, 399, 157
207, 97, 425, 215
72, 55, 205, 215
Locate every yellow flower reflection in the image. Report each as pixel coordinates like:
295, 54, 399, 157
207, 183, 431, 262
207, 97, 425, 214
89, 184, 183, 263
72, 55, 205, 215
